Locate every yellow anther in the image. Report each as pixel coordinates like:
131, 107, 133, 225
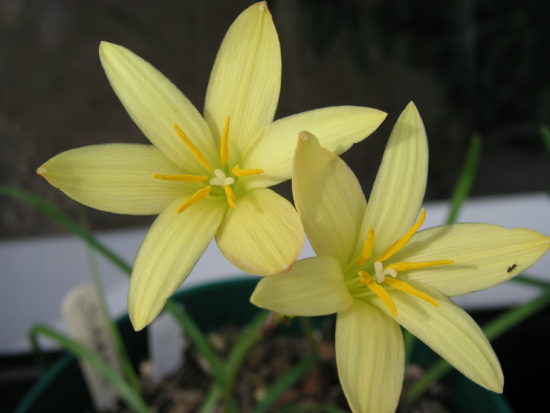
359, 271, 397, 316
385, 260, 454, 272
357, 229, 375, 266
232, 165, 264, 177
376, 209, 426, 262
173, 122, 212, 170
153, 173, 208, 183
220, 116, 230, 166
383, 278, 439, 308
224, 185, 237, 208
177, 186, 211, 213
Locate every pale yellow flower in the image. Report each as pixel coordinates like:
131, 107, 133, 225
37, 2, 386, 330
252, 103, 550, 413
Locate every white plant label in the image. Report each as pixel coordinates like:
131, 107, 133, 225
62, 284, 123, 411
149, 310, 184, 382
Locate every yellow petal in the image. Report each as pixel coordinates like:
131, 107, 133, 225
37, 144, 193, 215
396, 223, 550, 296
99, 42, 216, 172
129, 197, 226, 330
359, 102, 428, 259
216, 188, 303, 275
242, 106, 387, 189
204, 2, 280, 162
336, 301, 404, 413
251, 256, 353, 316
372, 282, 504, 393
293, 132, 366, 265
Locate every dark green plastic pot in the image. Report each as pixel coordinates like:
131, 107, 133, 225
16, 278, 511, 413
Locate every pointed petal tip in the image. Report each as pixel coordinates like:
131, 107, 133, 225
36, 165, 47, 176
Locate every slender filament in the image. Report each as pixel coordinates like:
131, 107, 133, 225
173, 122, 212, 170
383, 278, 439, 307
359, 271, 397, 316
357, 229, 375, 266
376, 209, 426, 262
386, 260, 454, 272
232, 165, 264, 177
224, 185, 237, 208
153, 173, 208, 183
177, 186, 212, 213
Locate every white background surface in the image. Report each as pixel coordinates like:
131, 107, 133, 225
1, 192, 549, 353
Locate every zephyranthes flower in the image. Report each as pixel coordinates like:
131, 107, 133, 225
36, 2, 386, 330
252, 102, 550, 413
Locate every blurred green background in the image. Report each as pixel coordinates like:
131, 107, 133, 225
1, 0, 549, 238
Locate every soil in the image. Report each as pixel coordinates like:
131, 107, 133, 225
110, 320, 451, 413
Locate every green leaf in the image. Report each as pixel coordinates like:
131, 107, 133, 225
445, 133, 482, 225
252, 355, 318, 413
2, 185, 224, 384
28, 324, 148, 413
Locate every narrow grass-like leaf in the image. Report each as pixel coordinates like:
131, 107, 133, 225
77, 206, 141, 394
445, 133, 482, 225
29, 324, 148, 413
222, 310, 271, 410
252, 355, 318, 413
2, 186, 224, 384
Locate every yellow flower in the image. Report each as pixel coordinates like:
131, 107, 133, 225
252, 102, 550, 413
36, 2, 386, 330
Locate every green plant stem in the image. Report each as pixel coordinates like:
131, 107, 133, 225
78, 207, 141, 394
405, 289, 550, 405
222, 310, 271, 413
512, 274, 550, 291
2, 186, 224, 384
445, 133, 482, 225
252, 355, 318, 413
29, 324, 148, 413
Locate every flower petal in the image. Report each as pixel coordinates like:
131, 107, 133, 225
37, 144, 194, 215
371, 283, 504, 393
360, 102, 428, 258
204, 2, 280, 160
293, 132, 366, 265
396, 223, 550, 296
99, 42, 216, 172
336, 300, 404, 413
242, 106, 387, 189
129, 197, 226, 330
216, 188, 303, 275
250, 256, 353, 316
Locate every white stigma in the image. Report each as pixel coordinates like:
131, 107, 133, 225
374, 261, 398, 283
209, 169, 234, 186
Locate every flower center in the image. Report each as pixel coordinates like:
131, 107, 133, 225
351, 209, 453, 316
152, 117, 264, 213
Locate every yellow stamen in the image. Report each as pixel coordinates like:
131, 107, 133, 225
177, 186, 211, 213
376, 209, 426, 262
220, 116, 230, 166
359, 271, 397, 316
153, 173, 208, 183
224, 185, 237, 208
357, 229, 375, 266
383, 278, 439, 307
173, 122, 212, 170
386, 260, 454, 272
231, 165, 264, 177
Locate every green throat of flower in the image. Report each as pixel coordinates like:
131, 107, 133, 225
153, 116, 264, 213
350, 209, 454, 316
